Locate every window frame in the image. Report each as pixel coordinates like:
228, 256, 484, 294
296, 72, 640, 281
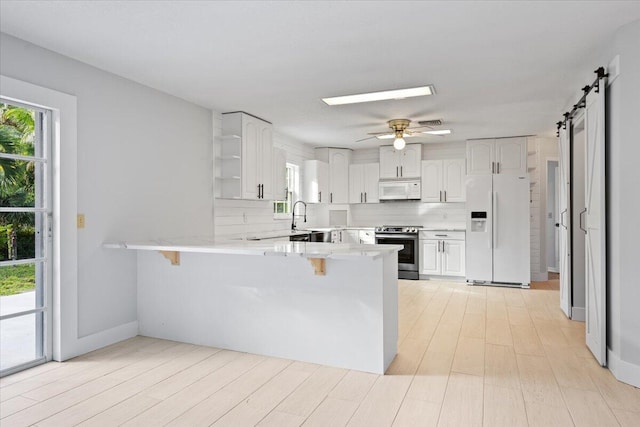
273, 163, 299, 220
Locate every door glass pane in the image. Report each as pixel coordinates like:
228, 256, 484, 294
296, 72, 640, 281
0, 212, 42, 260
0, 313, 43, 371
0, 159, 43, 208
0, 261, 45, 316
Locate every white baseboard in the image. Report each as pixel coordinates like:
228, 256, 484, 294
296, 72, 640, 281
56, 321, 138, 361
608, 349, 640, 388
571, 307, 586, 322
532, 272, 548, 281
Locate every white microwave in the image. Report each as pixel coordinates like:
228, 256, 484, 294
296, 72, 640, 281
379, 180, 421, 201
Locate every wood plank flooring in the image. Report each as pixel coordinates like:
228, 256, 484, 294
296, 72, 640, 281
2, 279, 639, 426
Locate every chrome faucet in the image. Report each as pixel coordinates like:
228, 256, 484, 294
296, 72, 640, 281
291, 200, 307, 230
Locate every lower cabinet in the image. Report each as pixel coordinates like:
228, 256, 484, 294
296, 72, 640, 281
419, 231, 465, 277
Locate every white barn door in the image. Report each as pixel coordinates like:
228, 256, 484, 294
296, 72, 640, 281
558, 126, 572, 318
584, 80, 607, 366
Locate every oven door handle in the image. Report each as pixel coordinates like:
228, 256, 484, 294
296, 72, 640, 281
375, 234, 418, 239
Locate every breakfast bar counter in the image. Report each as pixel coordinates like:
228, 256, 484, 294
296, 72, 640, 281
106, 238, 401, 374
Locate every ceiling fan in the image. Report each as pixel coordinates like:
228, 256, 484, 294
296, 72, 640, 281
357, 119, 449, 149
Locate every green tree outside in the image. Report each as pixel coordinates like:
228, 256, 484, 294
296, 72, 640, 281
1, 103, 37, 295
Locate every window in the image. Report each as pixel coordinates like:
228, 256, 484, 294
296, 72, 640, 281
274, 163, 299, 218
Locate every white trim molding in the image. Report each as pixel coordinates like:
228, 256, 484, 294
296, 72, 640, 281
608, 349, 640, 388
74, 321, 139, 356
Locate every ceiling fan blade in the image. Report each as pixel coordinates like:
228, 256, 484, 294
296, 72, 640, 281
355, 136, 379, 142
406, 125, 434, 131
367, 131, 393, 136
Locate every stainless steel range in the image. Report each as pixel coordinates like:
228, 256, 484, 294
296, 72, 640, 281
375, 226, 420, 280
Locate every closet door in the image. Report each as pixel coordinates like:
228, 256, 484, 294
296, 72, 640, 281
584, 82, 607, 366
558, 126, 572, 318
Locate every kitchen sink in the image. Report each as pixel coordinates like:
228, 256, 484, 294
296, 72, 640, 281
289, 231, 331, 242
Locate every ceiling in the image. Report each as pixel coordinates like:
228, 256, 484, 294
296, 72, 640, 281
1, 1, 639, 148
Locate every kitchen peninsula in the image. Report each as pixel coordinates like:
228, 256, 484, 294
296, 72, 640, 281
106, 238, 401, 374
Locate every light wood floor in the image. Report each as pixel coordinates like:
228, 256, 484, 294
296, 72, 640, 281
2, 280, 639, 426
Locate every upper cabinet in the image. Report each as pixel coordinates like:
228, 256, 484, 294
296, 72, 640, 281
421, 159, 466, 202
310, 148, 351, 204
466, 137, 527, 175
304, 160, 329, 203
328, 149, 351, 203
379, 144, 422, 179
349, 163, 380, 204
220, 112, 273, 200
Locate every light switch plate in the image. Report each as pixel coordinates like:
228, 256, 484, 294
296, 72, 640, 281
77, 214, 85, 229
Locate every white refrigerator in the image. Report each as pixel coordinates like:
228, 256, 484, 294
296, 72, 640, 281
465, 174, 530, 287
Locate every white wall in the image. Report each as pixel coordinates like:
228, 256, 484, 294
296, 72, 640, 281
1, 34, 213, 348
598, 19, 640, 386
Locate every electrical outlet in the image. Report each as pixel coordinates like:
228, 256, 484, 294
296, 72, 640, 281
77, 214, 85, 229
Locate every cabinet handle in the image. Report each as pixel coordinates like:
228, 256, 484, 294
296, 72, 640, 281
318, 192, 321, 203
444, 190, 447, 202
492, 161, 495, 174
396, 166, 399, 177
442, 241, 446, 252
261, 184, 264, 199
439, 190, 443, 202
360, 192, 363, 203
497, 162, 500, 174
400, 166, 403, 177
435, 234, 448, 237
330, 193, 333, 203
364, 192, 367, 203
257, 184, 261, 199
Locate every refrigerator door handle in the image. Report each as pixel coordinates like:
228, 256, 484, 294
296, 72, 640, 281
493, 191, 498, 248
579, 208, 587, 234
560, 209, 567, 229
488, 191, 493, 249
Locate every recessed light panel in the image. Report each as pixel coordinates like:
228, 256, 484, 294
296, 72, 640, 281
322, 85, 435, 106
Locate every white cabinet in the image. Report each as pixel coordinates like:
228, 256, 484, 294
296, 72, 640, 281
328, 149, 350, 203
466, 137, 527, 176
442, 240, 465, 276
311, 148, 351, 203
419, 231, 465, 277
220, 112, 273, 200
421, 159, 466, 202
379, 144, 422, 179
273, 148, 287, 201
304, 160, 329, 203
349, 163, 380, 203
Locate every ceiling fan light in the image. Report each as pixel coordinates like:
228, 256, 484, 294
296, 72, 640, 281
393, 137, 406, 150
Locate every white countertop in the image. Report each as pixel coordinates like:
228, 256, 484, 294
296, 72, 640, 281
104, 237, 402, 259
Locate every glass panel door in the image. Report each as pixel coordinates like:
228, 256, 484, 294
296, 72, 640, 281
0, 100, 52, 376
